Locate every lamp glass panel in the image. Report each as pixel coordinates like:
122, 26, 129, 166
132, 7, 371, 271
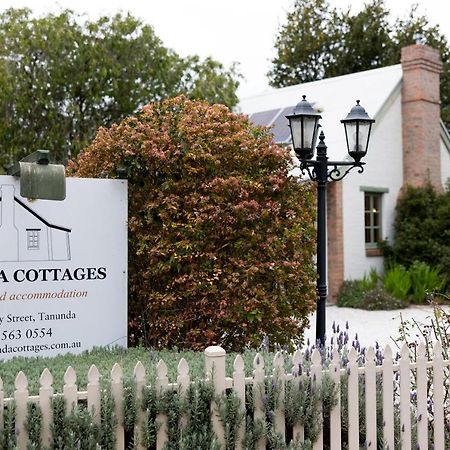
358, 121, 371, 152
302, 116, 318, 150
289, 116, 304, 150
345, 121, 359, 153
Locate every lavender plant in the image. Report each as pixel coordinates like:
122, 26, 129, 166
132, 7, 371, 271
394, 296, 450, 445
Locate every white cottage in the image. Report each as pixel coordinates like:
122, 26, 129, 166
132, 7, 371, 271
0, 184, 71, 262
239, 44, 450, 300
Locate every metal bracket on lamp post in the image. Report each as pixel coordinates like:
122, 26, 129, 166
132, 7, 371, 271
298, 132, 366, 183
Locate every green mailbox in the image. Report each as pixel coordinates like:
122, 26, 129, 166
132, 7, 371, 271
8, 150, 66, 200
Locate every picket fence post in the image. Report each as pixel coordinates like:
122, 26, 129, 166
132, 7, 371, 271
15, 371, 29, 450
111, 363, 125, 450
177, 358, 190, 430
204, 346, 226, 448
233, 354, 246, 450
87, 365, 101, 427
365, 347, 377, 448
311, 349, 323, 450
134, 361, 147, 450
253, 352, 266, 450
416, 342, 428, 448
347, 347, 359, 450
433, 341, 445, 449
273, 351, 285, 440
156, 359, 169, 450
291, 349, 304, 444
382, 345, 395, 450
329, 348, 341, 450
63, 366, 77, 414
399, 343, 412, 449
39, 368, 54, 448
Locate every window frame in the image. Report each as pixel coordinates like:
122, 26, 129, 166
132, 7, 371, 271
359, 186, 389, 253
26, 228, 41, 250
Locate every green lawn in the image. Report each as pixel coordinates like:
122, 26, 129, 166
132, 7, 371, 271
0, 346, 283, 395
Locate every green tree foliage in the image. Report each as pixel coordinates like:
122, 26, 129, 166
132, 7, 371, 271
0, 8, 240, 167
69, 96, 317, 351
269, 0, 450, 128
385, 183, 450, 284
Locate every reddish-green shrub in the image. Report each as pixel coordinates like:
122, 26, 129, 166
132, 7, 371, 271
69, 96, 316, 350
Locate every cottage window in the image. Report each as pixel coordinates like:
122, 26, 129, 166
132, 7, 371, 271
27, 229, 40, 250
364, 192, 382, 247
360, 186, 389, 256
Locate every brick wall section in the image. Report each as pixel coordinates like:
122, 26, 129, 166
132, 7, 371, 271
327, 181, 344, 302
401, 44, 443, 189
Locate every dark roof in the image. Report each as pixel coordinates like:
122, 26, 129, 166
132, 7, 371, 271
0, 196, 72, 233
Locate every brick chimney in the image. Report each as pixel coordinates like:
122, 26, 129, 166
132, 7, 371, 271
401, 44, 443, 189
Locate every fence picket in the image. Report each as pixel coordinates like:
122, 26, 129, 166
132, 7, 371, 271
63, 366, 77, 414
253, 353, 266, 450
416, 342, 428, 448
14, 371, 29, 450
87, 365, 101, 426
399, 343, 412, 450
347, 347, 359, 450
311, 348, 323, 450
273, 351, 285, 440
233, 354, 246, 450
134, 361, 147, 450
291, 349, 304, 444
365, 347, 377, 448
39, 368, 54, 448
156, 359, 169, 450
382, 345, 395, 450
111, 363, 124, 450
329, 348, 341, 450
177, 358, 190, 430
432, 341, 445, 449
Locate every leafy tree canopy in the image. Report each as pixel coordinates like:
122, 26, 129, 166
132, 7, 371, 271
69, 96, 317, 351
269, 0, 450, 128
0, 8, 240, 166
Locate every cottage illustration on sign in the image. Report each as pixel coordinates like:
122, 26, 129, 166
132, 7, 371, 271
0, 184, 71, 262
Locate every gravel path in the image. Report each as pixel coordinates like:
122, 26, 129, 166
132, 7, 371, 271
302, 304, 442, 349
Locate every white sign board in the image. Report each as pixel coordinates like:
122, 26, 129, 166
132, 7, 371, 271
0, 175, 127, 359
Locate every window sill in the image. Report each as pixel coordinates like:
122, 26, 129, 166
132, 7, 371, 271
365, 247, 384, 257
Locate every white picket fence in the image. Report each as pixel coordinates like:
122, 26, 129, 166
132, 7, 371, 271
1, 342, 449, 449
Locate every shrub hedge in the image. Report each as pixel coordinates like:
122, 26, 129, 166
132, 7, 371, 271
69, 96, 317, 351
385, 183, 450, 284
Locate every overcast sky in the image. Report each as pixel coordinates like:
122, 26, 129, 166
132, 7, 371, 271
1, 0, 449, 98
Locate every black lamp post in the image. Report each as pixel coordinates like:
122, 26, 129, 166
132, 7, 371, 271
286, 96, 375, 345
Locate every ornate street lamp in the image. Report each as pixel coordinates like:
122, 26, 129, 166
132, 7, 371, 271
287, 96, 375, 344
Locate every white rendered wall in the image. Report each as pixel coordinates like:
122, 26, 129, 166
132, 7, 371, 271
342, 91, 403, 280
441, 138, 450, 187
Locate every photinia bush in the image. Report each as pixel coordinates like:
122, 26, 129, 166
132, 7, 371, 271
69, 96, 317, 350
